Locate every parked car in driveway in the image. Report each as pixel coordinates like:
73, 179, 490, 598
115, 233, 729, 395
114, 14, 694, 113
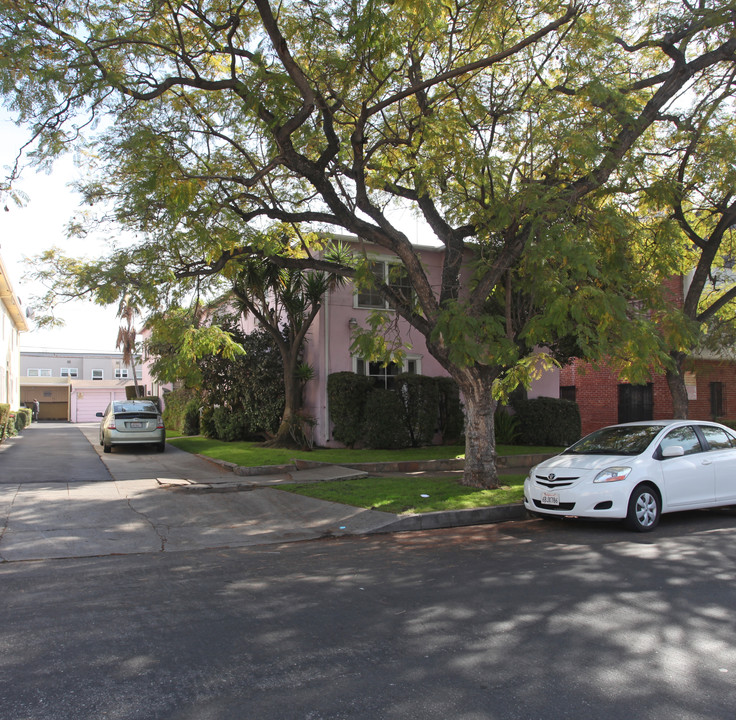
524, 419, 736, 532
97, 400, 166, 454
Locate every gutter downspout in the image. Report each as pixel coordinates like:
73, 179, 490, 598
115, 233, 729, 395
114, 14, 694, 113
322, 286, 330, 447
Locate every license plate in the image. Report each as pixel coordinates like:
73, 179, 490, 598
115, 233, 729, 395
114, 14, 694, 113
129, 421, 143, 428
541, 492, 560, 506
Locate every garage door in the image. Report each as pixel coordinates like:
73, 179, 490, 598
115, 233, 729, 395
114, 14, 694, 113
74, 389, 128, 422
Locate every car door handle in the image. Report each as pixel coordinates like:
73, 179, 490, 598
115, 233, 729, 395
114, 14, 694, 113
701, 459, 713, 466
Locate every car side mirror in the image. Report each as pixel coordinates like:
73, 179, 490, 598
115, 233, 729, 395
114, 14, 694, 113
96, 412, 104, 417
661, 445, 685, 458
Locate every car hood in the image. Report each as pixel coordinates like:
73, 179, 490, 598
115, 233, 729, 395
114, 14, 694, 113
533, 453, 636, 474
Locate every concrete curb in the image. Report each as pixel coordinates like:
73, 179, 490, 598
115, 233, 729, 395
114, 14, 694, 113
293, 453, 554, 474
367, 503, 527, 534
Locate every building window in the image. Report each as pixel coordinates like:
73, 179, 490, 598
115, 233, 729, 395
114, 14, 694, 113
711, 382, 725, 418
355, 260, 412, 310
92, 369, 104, 381
353, 356, 421, 389
618, 383, 654, 424
60, 368, 78, 378
27, 368, 52, 377
115, 368, 129, 379
560, 385, 577, 403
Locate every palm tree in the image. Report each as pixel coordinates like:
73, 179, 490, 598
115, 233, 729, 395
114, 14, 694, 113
116, 295, 142, 397
231, 252, 348, 448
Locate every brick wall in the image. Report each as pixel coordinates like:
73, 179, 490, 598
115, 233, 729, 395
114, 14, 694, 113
561, 358, 736, 437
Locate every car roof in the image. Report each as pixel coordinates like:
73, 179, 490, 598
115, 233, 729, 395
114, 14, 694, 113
604, 419, 731, 431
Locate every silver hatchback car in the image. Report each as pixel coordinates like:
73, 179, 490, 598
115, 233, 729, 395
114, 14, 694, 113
97, 400, 166, 453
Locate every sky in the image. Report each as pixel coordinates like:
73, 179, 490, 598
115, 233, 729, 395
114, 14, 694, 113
1, 111, 432, 356
1, 116, 122, 353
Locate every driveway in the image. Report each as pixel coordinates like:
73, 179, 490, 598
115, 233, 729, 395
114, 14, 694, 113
0, 423, 397, 562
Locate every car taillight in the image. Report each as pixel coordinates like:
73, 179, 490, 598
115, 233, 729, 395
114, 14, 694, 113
108, 420, 117, 430
156, 416, 164, 429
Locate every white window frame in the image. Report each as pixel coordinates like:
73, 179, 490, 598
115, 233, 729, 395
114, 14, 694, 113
115, 368, 130, 379
60, 368, 79, 378
352, 355, 422, 389
91, 369, 104, 380
354, 259, 412, 310
27, 368, 52, 377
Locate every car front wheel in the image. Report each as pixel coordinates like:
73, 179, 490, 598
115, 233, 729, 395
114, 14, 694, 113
625, 483, 660, 532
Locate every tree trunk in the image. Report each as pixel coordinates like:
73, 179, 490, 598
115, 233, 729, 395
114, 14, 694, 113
453, 366, 500, 489
666, 352, 689, 419
266, 350, 306, 448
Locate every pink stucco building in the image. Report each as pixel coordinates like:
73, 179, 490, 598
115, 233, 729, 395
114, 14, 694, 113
141, 236, 560, 446
301, 238, 559, 446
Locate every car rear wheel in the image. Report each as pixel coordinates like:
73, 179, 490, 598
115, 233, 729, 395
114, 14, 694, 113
625, 483, 660, 532
103, 439, 112, 454
157, 440, 166, 453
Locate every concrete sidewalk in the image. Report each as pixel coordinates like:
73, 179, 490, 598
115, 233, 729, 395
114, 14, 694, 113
0, 423, 527, 562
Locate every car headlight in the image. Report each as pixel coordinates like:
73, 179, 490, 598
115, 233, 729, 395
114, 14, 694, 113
594, 466, 632, 483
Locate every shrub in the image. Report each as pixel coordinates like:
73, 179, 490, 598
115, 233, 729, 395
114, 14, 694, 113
17, 407, 32, 430
5, 411, 17, 438
200, 406, 216, 438
436, 377, 464, 444
395, 374, 439, 447
182, 399, 201, 436
0, 403, 9, 441
327, 372, 374, 446
362, 390, 411, 449
512, 396, 580, 446
161, 388, 200, 433
15, 409, 30, 433
198, 327, 284, 440
494, 406, 520, 444
211, 406, 250, 442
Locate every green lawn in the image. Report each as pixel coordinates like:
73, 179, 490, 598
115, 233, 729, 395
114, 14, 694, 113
167, 436, 559, 466
279, 474, 527, 514
166, 436, 544, 514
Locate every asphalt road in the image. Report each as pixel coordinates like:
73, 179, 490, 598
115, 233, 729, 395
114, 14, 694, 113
2, 510, 736, 720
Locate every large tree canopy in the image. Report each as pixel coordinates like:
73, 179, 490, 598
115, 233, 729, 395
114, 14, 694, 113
2, 0, 736, 486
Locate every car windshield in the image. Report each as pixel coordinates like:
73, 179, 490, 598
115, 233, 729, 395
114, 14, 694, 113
113, 402, 158, 414
565, 425, 663, 456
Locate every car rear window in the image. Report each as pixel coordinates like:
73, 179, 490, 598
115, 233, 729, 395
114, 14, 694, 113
113, 402, 158, 415
565, 425, 663, 456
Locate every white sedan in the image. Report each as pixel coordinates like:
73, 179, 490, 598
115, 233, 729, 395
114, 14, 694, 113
523, 419, 736, 532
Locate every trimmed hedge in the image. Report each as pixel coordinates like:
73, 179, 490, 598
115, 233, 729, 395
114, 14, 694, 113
327, 372, 374, 447
512, 396, 581, 446
395, 373, 439, 447
161, 388, 199, 433
0, 403, 9, 441
328, 372, 464, 448
436, 376, 464, 444
362, 389, 411, 449
15, 408, 32, 433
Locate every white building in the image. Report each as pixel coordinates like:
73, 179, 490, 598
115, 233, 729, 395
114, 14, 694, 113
0, 253, 29, 408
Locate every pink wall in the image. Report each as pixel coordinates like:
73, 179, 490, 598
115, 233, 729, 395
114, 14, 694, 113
303, 243, 453, 445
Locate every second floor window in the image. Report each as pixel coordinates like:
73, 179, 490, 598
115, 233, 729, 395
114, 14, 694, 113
60, 368, 78, 378
27, 368, 52, 377
355, 261, 412, 310
92, 369, 104, 381
115, 368, 129, 379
